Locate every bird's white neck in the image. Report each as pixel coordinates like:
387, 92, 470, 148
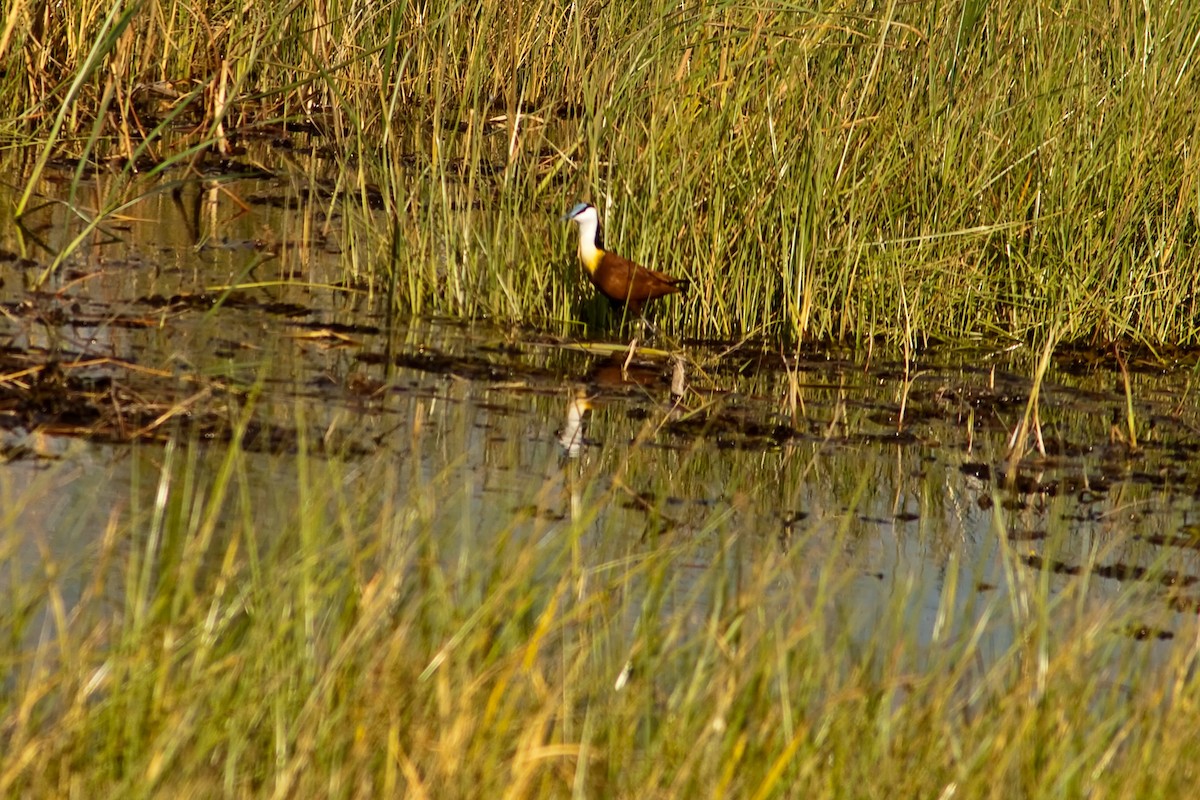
572, 208, 602, 273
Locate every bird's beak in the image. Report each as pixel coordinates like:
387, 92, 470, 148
562, 202, 589, 221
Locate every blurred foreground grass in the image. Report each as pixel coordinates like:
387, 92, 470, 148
4, 422, 1200, 796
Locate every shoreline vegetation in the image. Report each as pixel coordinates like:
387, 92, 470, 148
3, 1, 1198, 346
5, 3, 1200, 797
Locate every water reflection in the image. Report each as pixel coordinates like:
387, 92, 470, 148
557, 389, 592, 458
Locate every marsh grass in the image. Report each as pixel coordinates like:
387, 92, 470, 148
4, 409, 1200, 796
3, 1, 1200, 345
7, 3, 1200, 793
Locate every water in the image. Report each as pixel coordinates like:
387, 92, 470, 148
4, 157, 1200, 686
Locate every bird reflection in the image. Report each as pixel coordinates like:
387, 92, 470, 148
555, 353, 689, 459
557, 389, 593, 458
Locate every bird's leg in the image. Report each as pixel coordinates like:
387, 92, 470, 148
636, 310, 686, 355
635, 310, 661, 339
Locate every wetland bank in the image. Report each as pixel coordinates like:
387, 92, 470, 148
5, 1, 1200, 796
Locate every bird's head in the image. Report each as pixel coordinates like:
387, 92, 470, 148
563, 202, 604, 249
563, 202, 597, 225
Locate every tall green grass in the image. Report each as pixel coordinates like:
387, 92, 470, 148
3, 1, 1200, 346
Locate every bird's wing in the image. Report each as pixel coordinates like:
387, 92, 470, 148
593, 253, 682, 299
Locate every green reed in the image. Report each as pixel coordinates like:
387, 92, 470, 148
3, 0, 1199, 345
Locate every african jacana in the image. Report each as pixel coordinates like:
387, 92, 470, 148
563, 202, 688, 316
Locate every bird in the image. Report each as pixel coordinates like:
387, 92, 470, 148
563, 202, 688, 317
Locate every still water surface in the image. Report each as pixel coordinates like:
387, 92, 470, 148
4, 160, 1200, 684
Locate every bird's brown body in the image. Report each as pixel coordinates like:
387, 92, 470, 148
564, 202, 687, 316
587, 251, 687, 315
